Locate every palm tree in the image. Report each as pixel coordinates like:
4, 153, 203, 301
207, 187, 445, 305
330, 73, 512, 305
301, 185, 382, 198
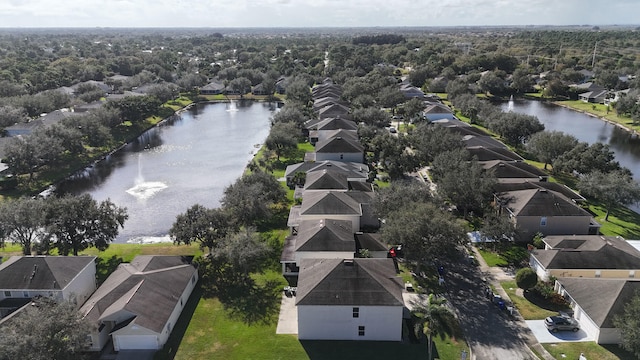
411, 293, 457, 360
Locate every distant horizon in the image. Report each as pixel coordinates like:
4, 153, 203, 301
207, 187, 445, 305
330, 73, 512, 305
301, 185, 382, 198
1, 1, 638, 29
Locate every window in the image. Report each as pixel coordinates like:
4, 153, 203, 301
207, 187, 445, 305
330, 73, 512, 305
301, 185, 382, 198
180, 298, 184, 306
352, 307, 359, 318
23, 291, 29, 298
358, 326, 365, 336
595, 270, 601, 278
4, 291, 11, 297
86, 335, 93, 347
540, 217, 547, 226
340, 154, 344, 160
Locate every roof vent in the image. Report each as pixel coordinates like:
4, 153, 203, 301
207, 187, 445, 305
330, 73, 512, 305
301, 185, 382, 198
539, 189, 547, 192
343, 259, 354, 266
336, 137, 342, 140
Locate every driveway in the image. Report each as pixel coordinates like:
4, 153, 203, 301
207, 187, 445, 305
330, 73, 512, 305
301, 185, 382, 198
115, 350, 155, 360
526, 320, 596, 343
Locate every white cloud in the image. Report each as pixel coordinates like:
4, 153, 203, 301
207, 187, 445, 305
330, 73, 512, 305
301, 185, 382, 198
0, 0, 638, 27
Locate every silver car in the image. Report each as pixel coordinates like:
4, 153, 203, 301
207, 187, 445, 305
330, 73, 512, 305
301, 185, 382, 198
544, 315, 580, 333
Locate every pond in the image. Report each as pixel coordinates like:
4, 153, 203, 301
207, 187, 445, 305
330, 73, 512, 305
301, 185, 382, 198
56, 101, 275, 243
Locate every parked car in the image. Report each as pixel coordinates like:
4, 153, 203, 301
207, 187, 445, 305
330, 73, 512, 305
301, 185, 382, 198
389, 126, 397, 133
544, 315, 580, 333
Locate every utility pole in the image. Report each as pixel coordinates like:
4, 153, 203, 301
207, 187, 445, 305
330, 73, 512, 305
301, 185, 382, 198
555, 44, 563, 70
592, 41, 598, 69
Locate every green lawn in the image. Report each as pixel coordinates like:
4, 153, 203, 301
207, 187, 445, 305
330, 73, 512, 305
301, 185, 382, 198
432, 334, 469, 360
543, 341, 636, 360
588, 201, 640, 239
500, 281, 559, 320
555, 100, 640, 132
477, 248, 508, 267
164, 269, 430, 360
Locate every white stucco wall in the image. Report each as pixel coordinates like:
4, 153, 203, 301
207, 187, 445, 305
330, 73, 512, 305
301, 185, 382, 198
529, 256, 550, 281
598, 327, 621, 344
157, 269, 198, 348
314, 152, 363, 163
297, 305, 402, 341
62, 259, 97, 308
295, 251, 354, 264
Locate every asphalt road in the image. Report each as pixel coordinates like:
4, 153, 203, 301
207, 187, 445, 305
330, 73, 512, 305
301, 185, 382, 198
443, 258, 538, 360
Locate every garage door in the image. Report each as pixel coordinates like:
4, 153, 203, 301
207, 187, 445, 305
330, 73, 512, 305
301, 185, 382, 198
114, 335, 159, 350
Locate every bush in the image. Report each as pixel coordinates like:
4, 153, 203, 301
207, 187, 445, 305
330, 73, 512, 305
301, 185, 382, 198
503, 246, 529, 266
515, 268, 538, 291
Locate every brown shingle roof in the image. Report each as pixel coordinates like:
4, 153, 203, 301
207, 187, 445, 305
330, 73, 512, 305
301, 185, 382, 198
0, 256, 95, 291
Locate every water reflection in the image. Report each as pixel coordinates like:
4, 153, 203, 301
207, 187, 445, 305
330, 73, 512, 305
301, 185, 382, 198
56, 101, 274, 243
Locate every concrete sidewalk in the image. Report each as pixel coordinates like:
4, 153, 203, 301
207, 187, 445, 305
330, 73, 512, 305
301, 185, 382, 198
472, 246, 555, 360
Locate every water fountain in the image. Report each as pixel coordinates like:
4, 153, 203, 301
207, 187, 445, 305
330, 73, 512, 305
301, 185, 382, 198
507, 95, 514, 112
227, 99, 239, 113
125, 154, 167, 200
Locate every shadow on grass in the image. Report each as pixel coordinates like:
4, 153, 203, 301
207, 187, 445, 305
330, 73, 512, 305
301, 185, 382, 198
154, 285, 203, 360
600, 344, 638, 360
95, 255, 123, 285
200, 270, 282, 326
300, 340, 427, 360
523, 291, 570, 312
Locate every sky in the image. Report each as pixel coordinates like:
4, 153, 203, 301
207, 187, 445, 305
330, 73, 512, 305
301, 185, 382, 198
0, 0, 638, 28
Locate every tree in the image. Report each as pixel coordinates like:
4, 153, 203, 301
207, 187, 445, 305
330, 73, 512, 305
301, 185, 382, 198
377, 86, 405, 113
0, 297, 90, 360
480, 212, 520, 245
106, 95, 162, 123
0, 197, 50, 255
170, 205, 236, 255
265, 121, 299, 161
613, 291, 640, 359
285, 78, 311, 104
577, 170, 640, 221
382, 202, 467, 265
445, 78, 472, 101
488, 112, 544, 146
271, 104, 308, 127
0, 105, 28, 128
430, 149, 496, 218
411, 294, 457, 360
45, 194, 128, 256
373, 180, 435, 219
228, 77, 252, 98
403, 97, 425, 123
3, 136, 39, 182
369, 132, 419, 180
351, 107, 390, 128
478, 70, 507, 95
411, 124, 464, 165
221, 170, 286, 227
526, 131, 579, 170
553, 142, 623, 176
511, 68, 534, 93
515, 268, 538, 292
218, 228, 270, 275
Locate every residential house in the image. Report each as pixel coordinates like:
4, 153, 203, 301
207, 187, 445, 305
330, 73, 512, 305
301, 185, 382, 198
399, 83, 425, 99
355, 232, 389, 258
467, 146, 524, 162
0, 256, 97, 317
422, 103, 455, 121
309, 128, 358, 146
280, 219, 356, 276
313, 136, 364, 163
199, 80, 225, 95
494, 181, 585, 203
275, 76, 290, 94
290, 191, 363, 233
529, 235, 640, 281
296, 258, 404, 341
578, 69, 595, 83
284, 160, 369, 189
317, 103, 350, 119
80, 255, 198, 352
313, 97, 349, 112
578, 89, 608, 104
480, 160, 549, 183
295, 168, 372, 200
462, 134, 509, 150
554, 277, 640, 344
495, 188, 599, 240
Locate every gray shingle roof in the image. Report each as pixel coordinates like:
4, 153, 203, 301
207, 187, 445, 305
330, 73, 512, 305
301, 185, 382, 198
532, 235, 640, 270
300, 191, 362, 216
557, 277, 640, 327
466, 146, 524, 161
500, 188, 591, 217
295, 219, 355, 252
315, 136, 364, 154
0, 256, 95, 291
80, 256, 196, 334
296, 258, 404, 306
304, 169, 349, 191
480, 160, 548, 181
